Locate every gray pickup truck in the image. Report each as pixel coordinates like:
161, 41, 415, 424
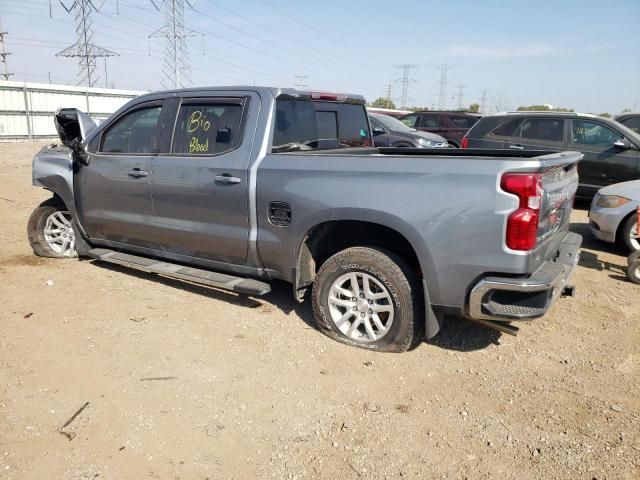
28, 86, 582, 352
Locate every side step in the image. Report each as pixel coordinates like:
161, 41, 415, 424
88, 248, 271, 296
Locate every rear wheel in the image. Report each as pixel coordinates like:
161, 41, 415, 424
619, 212, 639, 252
312, 247, 423, 352
27, 199, 77, 258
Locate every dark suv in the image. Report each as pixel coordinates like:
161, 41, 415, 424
463, 112, 640, 198
398, 111, 480, 148
614, 113, 640, 134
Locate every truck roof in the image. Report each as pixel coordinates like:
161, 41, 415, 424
134, 86, 367, 105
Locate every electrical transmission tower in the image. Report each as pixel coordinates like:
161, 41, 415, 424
0, 19, 13, 81
455, 84, 467, 110
149, 0, 201, 89
385, 83, 393, 108
56, 1, 118, 87
435, 64, 452, 110
480, 89, 488, 114
294, 72, 309, 89
395, 64, 417, 110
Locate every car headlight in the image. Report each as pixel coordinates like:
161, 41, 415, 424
595, 195, 630, 208
417, 138, 436, 147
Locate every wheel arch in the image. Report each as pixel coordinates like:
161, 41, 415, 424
294, 215, 441, 339
616, 206, 639, 245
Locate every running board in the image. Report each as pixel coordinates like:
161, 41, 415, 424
87, 248, 271, 296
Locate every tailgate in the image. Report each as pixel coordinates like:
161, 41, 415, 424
537, 161, 579, 244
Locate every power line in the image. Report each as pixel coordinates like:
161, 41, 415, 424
480, 89, 488, 114
148, 0, 202, 89
294, 72, 309, 89
385, 83, 393, 108
0, 18, 14, 81
395, 64, 417, 110
56, 1, 119, 87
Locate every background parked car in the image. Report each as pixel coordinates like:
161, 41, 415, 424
398, 111, 480, 147
369, 113, 449, 148
614, 112, 640, 134
367, 107, 412, 119
462, 112, 640, 199
589, 180, 640, 252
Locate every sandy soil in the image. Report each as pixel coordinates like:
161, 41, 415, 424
0, 142, 638, 480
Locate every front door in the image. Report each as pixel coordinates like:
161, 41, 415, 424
151, 96, 251, 265
570, 119, 640, 197
75, 101, 166, 248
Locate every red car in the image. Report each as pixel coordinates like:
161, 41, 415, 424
398, 111, 481, 148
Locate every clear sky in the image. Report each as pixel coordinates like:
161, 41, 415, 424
1, 0, 639, 113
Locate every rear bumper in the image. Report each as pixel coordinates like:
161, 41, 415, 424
468, 232, 581, 321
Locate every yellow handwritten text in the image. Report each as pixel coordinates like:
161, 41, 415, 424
187, 110, 211, 133
189, 137, 209, 153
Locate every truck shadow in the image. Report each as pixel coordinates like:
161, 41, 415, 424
92, 261, 502, 352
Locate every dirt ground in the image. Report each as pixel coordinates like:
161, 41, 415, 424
0, 142, 638, 480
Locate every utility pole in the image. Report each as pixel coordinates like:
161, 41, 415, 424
385, 83, 393, 108
0, 18, 13, 81
435, 64, 452, 110
455, 84, 467, 110
294, 71, 309, 89
395, 64, 417, 110
480, 89, 488, 114
56, 1, 118, 87
149, 0, 202, 89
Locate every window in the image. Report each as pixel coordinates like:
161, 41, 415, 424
519, 118, 564, 142
449, 116, 478, 128
490, 118, 522, 137
619, 116, 640, 134
316, 111, 338, 139
419, 115, 440, 128
399, 114, 418, 128
272, 99, 371, 151
571, 120, 620, 146
101, 106, 162, 153
172, 102, 244, 155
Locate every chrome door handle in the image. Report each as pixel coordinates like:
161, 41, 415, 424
214, 174, 241, 185
128, 168, 148, 177
509, 144, 524, 150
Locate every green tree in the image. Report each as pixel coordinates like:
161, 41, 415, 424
369, 97, 396, 109
468, 103, 480, 113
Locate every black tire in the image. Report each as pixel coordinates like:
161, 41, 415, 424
311, 247, 423, 352
627, 251, 640, 285
27, 198, 77, 258
619, 212, 639, 253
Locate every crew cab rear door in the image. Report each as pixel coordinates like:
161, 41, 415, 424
150, 94, 254, 265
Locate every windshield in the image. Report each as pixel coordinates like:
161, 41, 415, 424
371, 113, 414, 133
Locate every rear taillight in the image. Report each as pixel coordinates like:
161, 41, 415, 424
501, 173, 543, 251
460, 137, 469, 149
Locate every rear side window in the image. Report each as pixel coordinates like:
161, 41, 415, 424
619, 116, 640, 133
449, 116, 477, 128
420, 115, 440, 128
490, 118, 522, 137
101, 106, 162, 154
273, 99, 371, 151
172, 101, 244, 155
571, 120, 620, 146
519, 118, 564, 142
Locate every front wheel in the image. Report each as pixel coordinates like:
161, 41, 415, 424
627, 251, 640, 285
312, 247, 423, 352
619, 213, 639, 253
27, 199, 77, 258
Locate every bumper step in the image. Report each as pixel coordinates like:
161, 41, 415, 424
88, 248, 271, 296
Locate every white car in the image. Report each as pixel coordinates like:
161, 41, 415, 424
589, 180, 640, 252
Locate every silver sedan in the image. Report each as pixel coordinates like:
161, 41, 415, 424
589, 180, 640, 252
